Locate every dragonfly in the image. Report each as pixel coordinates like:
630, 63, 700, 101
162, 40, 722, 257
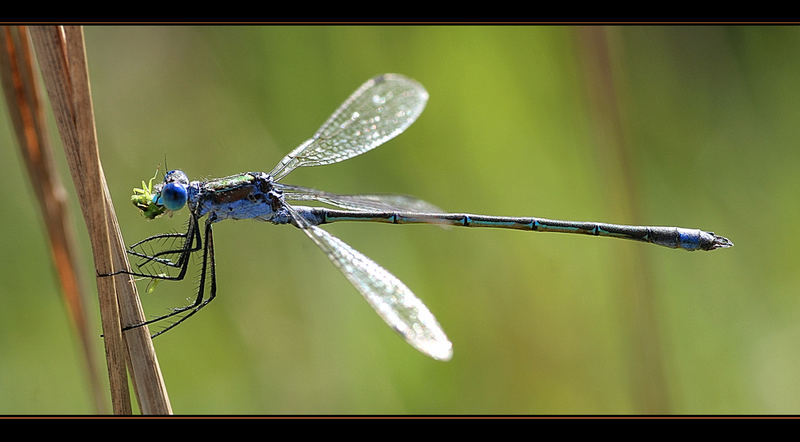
109, 73, 733, 361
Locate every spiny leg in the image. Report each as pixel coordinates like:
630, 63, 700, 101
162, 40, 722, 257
123, 216, 218, 338
101, 214, 201, 282
127, 231, 197, 269
127, 215, 201, 272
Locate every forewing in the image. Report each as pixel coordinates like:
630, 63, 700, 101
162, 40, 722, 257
270, 74, 428, 181
286, 205, 452, 361
274, 183, 445, 213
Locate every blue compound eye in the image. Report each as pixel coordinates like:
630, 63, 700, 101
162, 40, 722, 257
160, 182, 188, 211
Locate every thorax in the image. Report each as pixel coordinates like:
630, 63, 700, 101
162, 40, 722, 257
190, 172, 283, 222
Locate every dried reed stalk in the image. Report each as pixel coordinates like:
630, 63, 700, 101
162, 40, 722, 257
28, 25, 172, 414
574, 27, 669, 412
0, 25, 106, 413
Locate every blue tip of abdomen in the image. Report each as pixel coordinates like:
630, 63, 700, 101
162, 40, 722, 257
677, 228, 701, 251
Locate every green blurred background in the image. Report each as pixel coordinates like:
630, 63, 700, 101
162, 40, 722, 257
0, 25, 794, 414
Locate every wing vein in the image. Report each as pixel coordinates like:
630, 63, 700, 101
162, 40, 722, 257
285, 204, 452, 361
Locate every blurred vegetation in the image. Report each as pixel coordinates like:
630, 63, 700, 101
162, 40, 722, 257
0, 26, 794, 414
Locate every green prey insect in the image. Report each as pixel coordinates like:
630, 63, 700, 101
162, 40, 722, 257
110, 74, 732, 361
131, 170, 167, 220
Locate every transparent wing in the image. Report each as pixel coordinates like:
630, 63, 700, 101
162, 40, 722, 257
269, 74, 429, 181
274, 182, 445, 213
285, 204, 452, 361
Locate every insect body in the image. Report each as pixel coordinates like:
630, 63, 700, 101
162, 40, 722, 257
116, 74, 732, 361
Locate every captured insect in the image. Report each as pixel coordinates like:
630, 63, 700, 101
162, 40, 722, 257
105, 74, 732, 361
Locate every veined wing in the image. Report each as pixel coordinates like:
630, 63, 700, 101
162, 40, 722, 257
269, 74, 429, 181
285, 204, 452, 361
274, 182, 445, 213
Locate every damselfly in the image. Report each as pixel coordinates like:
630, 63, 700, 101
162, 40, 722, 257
108, 74, 732, 361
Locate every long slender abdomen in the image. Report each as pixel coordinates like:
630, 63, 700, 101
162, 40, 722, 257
298, 207, 733, 252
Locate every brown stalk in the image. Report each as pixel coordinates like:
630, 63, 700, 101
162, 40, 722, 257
28, 25, 172, 414
0, 25, 106, 413
574, 27, 669, 412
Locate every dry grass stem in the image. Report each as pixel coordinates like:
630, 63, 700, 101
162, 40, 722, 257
575, 27, 668, 411
28, 25, 172, 414
0, 25, 106, 413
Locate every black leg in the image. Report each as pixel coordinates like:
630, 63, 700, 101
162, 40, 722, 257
123, 216, 218, 338
127, 231, 197, 269
127, 214, 201, 276
100, 214, 201, 281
